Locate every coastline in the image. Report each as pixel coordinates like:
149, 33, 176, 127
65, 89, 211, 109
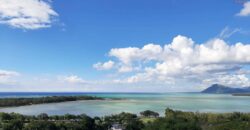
0, 95, 122, 108
0, 93, 250, 117
1, 108, 250, 130
232, 93, 250, 96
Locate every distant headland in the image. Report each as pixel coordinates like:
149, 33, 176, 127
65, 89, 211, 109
201, 84, 250, 95
0, 96, 108, 108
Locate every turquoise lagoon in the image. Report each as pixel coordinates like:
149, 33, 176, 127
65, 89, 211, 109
0, 93, 250, 117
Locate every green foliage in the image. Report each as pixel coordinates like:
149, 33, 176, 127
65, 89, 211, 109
211, 121, 250, 130
143, 117, 201, 130
37, 113, 49, 120
99, 112, 145, 130
142, 108, 250, 130
24, 121, 57, 130
0, 96, 104, 107
0, 108, 250, 130
0, 113, 12, 121
140, 110, 159, 117
2, 120, 23, 130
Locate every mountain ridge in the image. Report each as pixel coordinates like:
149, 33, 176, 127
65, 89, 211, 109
201, 84, 250, 94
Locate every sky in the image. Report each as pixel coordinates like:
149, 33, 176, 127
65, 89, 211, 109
0, 0, 250, 92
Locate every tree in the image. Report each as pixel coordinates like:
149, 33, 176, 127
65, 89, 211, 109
64, 114, 77, 120
79, 115, 95, 130
2, 120, 23, 130
24, 121, 57, 130
37, 113, 49, 120
0, 113, 12, 121
140, 110, 159, 117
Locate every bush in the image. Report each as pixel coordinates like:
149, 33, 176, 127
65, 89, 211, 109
140, 110, 159, 117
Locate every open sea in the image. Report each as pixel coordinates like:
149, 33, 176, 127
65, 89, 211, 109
0, 92, 250, 117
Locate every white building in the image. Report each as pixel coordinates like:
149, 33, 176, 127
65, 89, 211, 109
110, 123, 123, 130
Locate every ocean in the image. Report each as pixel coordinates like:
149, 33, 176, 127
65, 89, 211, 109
0, 92, 250, 117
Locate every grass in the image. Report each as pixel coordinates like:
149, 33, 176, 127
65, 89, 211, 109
140, 117, 157, 124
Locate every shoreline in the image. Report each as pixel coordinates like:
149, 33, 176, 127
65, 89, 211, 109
1, 108, 250, 130
232, 93, 250, 96
0, 95, 122, 108
0, 98, 127, 110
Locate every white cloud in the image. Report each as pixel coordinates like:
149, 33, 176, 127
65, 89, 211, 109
219, 27, 241, 39
118, 65, 133, 73
107, 35, 250, 73
93, 60, 115, 70
0, 69, 20, 84
95, 35, 250, 87
109, 47, 141, 65
237, 1, 250, 16
203, 74, 250, 87
109, 44, 162, 65
0, 0, 58, 29
0, 69, 19, 77
61, 75, 86, 84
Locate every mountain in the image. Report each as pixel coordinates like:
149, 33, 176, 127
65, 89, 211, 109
242, 87, 250, 91
201, 84, 250, 94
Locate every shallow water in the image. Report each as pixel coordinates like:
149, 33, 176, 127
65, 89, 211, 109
0, 93, 250, 117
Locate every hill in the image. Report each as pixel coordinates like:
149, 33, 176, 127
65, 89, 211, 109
201, 84, 250, 94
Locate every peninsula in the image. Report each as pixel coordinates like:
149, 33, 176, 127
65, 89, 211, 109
0, 96, 105, 107
201, 84, 250, 94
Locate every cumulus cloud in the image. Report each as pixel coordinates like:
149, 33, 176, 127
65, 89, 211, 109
237, 1, 250, 16
118, 65, 134, 73
95, 35, 250, 86
203, 74, 250, 87
61, 75, 86, 84
93, 60, 115, 70
109, 44, 163, 65
0, 0, 58, 29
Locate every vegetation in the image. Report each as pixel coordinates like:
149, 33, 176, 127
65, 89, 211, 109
0, 96, 104, 107
0, 112, 142, 130
140, 110, 159, 118
232, 93, 250, 96
0, 108, 250, 130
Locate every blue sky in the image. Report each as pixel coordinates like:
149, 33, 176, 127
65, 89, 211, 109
0, 0, 250, 92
